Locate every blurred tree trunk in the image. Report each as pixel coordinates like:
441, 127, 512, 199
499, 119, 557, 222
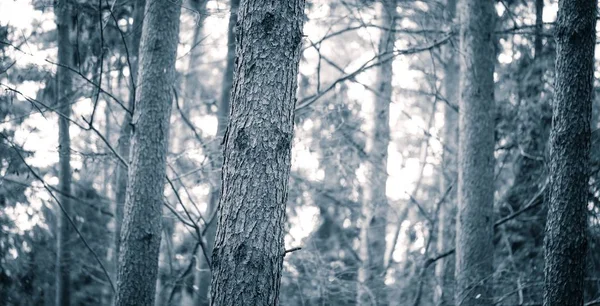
113, 0, 145, 277
192, 0, 238, 304
544, 0, 596, 305
184, 0, 209, 102
208, 0, 305, 304
54, 0, 74, 305
455, 0, 496, 305
358, 0, 396, 305
434, 1, 457, 305
114, 0, 181, 304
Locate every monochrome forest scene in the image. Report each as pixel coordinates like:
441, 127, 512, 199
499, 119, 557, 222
1, 0, 600, 305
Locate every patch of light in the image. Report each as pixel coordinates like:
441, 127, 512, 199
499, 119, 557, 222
0, 0, 41, 30
543, 2, 558, 23
16, 81, 40, 98
15, 113, 59, 168
285, 204, 319, 249
196, 114, 218, 137
498, 53, 513, 64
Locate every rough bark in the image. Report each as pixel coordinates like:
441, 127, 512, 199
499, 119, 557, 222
455, 0, 496, 305
192, 0, 238, 304
114, 0, 181, 305
54, 0, 74, 305
434, 1, 458, 305
358, 0, 396, 305
208, 0, 305, 305
543, 0, 596, 305
113, 0, 145, 273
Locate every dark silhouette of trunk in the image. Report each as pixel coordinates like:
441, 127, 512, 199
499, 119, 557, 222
113, 0, 145, 274
435, 0, 457, 305
358, 1, 396, 304
192, 0, 238, 304
54, 0, 74, 305
544, 0, 596, 305
208, 0, 305, 304
455, 0, 496, 305
114, 0, 181, 304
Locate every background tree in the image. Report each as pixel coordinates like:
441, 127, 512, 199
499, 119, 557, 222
455, 0, 496, 305
54, 0, 75, 304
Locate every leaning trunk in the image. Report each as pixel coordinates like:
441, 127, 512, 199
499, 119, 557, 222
54, 0, 74, 305
113, 0, 145, 274
543, 0, 596, 305
358, 0, 396, 305
455, 0, 496, 305
114, 0, 182, 304
192, 0, 238, 304
208, 0, 305, 304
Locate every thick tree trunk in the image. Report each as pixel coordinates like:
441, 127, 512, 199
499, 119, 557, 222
455, 0, 496, 305
114, 0, 181, 305
113, 0, 145, 274
434, 1, 458, 305
358, 1, 396, 305
208, 0, 305, 305
543, 0, 596, 305
192, 0, 238, 304
54, 0, 74, 305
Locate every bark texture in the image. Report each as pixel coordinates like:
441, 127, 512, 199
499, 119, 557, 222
435, 1, 457, 305
455, 0, 496, 305
54, 0, 74, 305
113, 0, 145, 278
208, 0, 305, 305
192, 0, 238, 304
114, 0, 181, 305
544, 0, 596, 305
358, 1, 396, 305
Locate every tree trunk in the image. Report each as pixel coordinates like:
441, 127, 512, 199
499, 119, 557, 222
114, 0, 181, 304
544, 0, 596, 305
113, 0, 145, 275
358, 0, 396, 305
192, 0, 238, 304
208, 0, 305, 304
54, 0, 74, 304
184, 0, 209, 103
434, 2, 458, 305
455, 0, 496, 305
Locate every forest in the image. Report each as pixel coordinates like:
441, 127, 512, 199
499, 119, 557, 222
0, 0, 599, 305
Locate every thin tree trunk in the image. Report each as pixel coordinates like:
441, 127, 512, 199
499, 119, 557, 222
358, 0, 396, 305
544, 0, 596, 305
113, 0, 145, 275
192, 0, 238, 304
184, 0, 209, 102
114, 0, 181, 304
434, 1, 457, 305
455, 0, 496, 305
54, 0, 74, 304
208, 0, 305, 304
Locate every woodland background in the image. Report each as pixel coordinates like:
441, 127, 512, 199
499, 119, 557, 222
1, 0, 600, 305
